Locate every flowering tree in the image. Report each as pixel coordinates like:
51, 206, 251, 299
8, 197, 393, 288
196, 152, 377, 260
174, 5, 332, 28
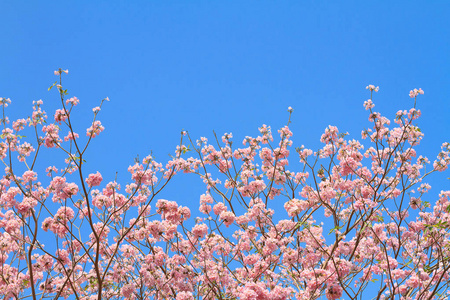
0, 71, 449, 300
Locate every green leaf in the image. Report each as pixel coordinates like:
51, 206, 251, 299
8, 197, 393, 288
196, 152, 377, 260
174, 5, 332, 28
48, 81, 57, 91
329, 225, 343, 235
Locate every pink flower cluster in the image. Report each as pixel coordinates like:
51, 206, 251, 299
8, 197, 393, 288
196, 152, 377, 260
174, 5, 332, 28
86, 120, 104, 138
86, 171, 103, 188
409, 88, 424, 98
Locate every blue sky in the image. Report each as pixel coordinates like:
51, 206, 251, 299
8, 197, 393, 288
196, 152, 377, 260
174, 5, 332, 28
1, 1, 450, 295
2, 0, 449, 222
2, 1, 450, 215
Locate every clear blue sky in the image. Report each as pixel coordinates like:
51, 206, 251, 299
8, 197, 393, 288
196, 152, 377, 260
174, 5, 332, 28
2, 0, 449, 215
1, 1, 449, 213
1, 1, 450, 298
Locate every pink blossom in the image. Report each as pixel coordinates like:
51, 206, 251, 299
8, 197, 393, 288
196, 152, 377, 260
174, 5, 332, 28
21, 170, 37, 183
86, 171, 103, 187
0, 97, 11, 107
65, 96, 79, 106
64, 131, 79, 141
176, 291, 194, 300
363, 99, 375, 110
17, 142, 35, 161
213, 202, 227, 215
120, 283, 135, 298
220, 211, 235, 227
45, 166, 58, 176
86, 120, 104, 138
12, 119, 27, 131
325, 284, 343, 299
191, 223, 208, 238
54, 109, 68, 123
366, 84, 379, 92
409, 88, 424, 98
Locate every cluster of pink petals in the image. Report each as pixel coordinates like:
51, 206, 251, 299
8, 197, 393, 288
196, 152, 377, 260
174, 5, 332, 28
86, 171, 103, 187
409, 88, 424, 98
86, 120, 104, 138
